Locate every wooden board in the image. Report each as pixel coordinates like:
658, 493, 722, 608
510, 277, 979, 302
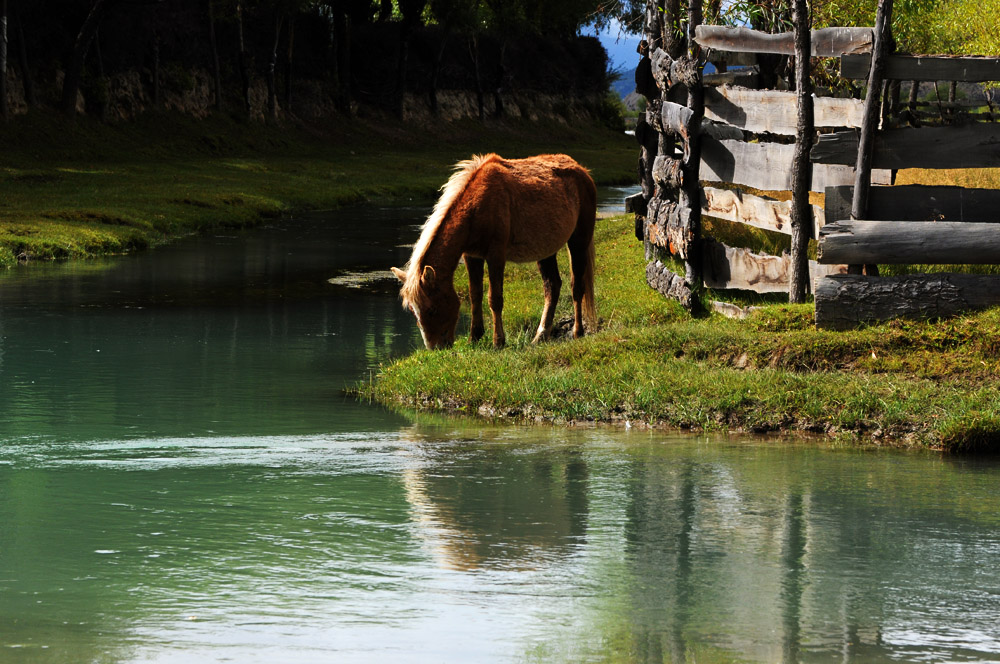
811, 124, 1000, 169
647, 260, 696, 309
702, 186, 823, 237
694, 25, 873, 56
818, 220, 1000, 264
700, 136, 891, 193
842, 54, 1000, 81
815, 273, 1000, 329
646, 197, 693, 258
825, 185, 1000, 224
703, 70, 760, 87
702, 239, 846, 293
704, 87, 865, 135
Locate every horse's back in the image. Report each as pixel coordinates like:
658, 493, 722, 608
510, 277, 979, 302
474, 154, 595, 263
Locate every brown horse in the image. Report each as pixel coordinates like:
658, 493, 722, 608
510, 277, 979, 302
391, 153, 598, 349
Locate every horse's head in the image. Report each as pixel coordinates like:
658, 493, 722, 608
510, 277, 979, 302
392, 264, 460, 350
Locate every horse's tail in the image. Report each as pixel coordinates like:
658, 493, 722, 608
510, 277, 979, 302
577, 168, 598, 333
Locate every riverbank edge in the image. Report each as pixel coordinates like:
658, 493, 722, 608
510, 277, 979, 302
0, 112, 637, 268
359, 214, 1000, 455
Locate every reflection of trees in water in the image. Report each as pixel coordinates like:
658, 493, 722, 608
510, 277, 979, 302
401, 441, 589, 571
609, 445, 1000, 663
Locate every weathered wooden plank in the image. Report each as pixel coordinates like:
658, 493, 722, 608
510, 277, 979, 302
701, 136, 891, 193
661, 101, 694, 136
842, 54, 1000, 81
704, 86, 864, 135
625, 192, 647, 216
694, 25, 873, 56
702, 186, 823, 237
815, 273, 1000, 329
825, 185, 1000, 224
646, 260, 696, 309
703, 70, 759, 87
645, 197, 694, 258
812, 124, 1000, 169
702, 239, 846, 293
702, 49, 758, 67
652, 155, 683, 190
818, 220, 1000, 264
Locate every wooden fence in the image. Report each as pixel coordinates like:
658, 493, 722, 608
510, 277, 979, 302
630, 0, 1000, 329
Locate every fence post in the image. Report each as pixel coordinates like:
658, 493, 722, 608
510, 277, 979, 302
789, 0, 814, 303
850, 0, 893, 276
680, 0, 704, 287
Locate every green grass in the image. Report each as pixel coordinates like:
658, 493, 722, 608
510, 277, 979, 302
361, 213, 1000, 453
0, 110, 637, 267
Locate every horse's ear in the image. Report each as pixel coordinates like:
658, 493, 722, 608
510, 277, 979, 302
421, 265, 436, 284
391, 267, 407, 283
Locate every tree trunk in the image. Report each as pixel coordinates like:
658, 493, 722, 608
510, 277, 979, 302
1, 0, 8, 123
429, 27, 449, 116
62, 0, 115, 116
94, 27, 109, 120
332, 10, 351, 114
849, 0, 893, 277
267, 11, 284, 122
236, 0, 251, 118
152, 29, 161, 108
207, 0, 222, 112
395, 23, 411, 118
788, 0, 813, 303
284, 15, 294, 113
14, 11, 35, 108
469, 35, 484, 120
493, 40, 506, 118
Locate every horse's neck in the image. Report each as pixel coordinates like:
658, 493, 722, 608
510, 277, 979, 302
422, 214, 467, 277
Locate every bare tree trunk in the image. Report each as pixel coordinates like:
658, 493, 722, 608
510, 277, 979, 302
332, 10, 351, 114
152, 29, 161, 108
94, 27, 109, 120
469, 35, 484, 120
266, 10, 284, 122
849, 0, 893, 277
429, 27, 449, 116
62, 0, 115, 116
493, 40, 505, 118
789, 0, 814, 303
1, 0, 8, 123
681, 0, 704, 288
14, 10, 34, 108
284, 15, 294, 113
207, 0, 222, 112
236, 0, 251, 118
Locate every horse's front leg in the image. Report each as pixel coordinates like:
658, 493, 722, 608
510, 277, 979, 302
465, 255, 486, 343
487, 258, 506, 348
532, 254, 561, 343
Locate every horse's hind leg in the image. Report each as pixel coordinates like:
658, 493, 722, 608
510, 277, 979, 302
567, 231, 594, 339
532, 254, 561, 343
466, 255, 486, 343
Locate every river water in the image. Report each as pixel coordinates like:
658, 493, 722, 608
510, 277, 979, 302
1, 189, 999, 663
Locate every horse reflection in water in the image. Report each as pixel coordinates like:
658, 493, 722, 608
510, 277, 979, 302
400, 441, 589, 571
392, 153, 598, 349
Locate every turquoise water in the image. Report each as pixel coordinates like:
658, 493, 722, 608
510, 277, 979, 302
1, 200, 999, 662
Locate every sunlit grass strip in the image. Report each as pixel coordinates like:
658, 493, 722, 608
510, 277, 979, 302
0, 112, 637, 268
363, 214, 1000, 453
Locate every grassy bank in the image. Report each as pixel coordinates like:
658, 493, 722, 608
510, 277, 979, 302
0, 111, 636, 268
361, 213, 1000, 454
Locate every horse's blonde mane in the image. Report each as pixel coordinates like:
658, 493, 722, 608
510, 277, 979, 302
400, 153, 497, 308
